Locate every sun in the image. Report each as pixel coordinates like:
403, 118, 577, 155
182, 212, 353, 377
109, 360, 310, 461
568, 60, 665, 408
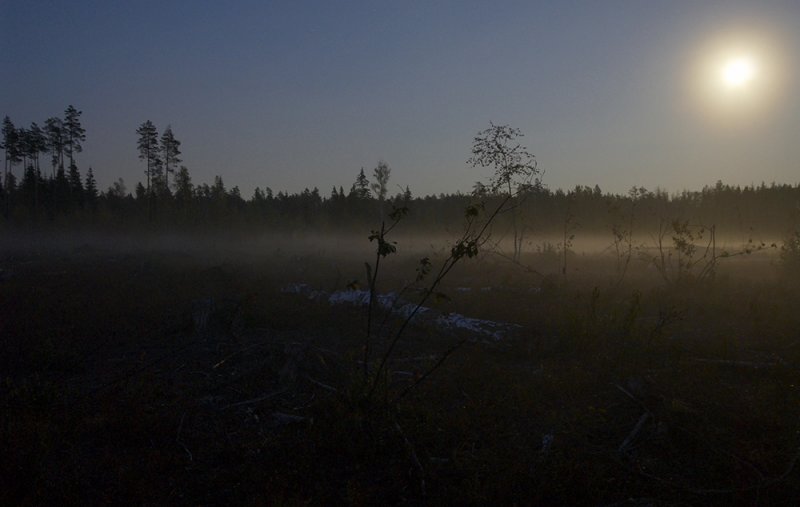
721, 56, 756, 89
686, 27, 787, 126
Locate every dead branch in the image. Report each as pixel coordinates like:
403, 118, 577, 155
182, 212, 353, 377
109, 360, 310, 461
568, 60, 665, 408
271, 412, 309, 426
305, 375, 338, 393
176, 412, 193, 462
224, 388, 288, 409
395, 421, 426, 500
619, 412, 650, 454
612, 383, 651, 414
393, 339, 467, 404
212, 342, 261, 369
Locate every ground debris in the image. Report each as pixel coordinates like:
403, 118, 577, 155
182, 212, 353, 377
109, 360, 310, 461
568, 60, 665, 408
282, 282, 521, 342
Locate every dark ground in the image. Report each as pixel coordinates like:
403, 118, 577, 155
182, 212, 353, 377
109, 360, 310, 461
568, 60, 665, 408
2, 242, 800, 505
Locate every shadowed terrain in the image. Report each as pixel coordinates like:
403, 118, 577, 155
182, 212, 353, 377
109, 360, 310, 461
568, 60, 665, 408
2, 236, 800, 504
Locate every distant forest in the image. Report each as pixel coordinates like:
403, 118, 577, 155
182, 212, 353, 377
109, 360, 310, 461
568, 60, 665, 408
3, 107, 800, 241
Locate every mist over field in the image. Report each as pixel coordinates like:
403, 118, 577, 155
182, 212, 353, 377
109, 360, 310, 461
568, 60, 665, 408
3, 120, 800, 504
5, 1, 800, 504
4, 107, 800, 505
4, 167, 800, 504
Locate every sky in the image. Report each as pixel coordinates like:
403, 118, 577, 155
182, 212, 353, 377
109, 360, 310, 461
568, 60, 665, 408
2, 0, 799, 197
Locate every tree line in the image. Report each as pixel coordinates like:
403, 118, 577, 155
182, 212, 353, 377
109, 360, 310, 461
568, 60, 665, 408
2, 111, 800, 244
1, 106, 92, 219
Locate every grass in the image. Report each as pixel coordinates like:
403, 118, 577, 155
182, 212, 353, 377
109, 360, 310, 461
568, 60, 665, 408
1, 239, 800, 505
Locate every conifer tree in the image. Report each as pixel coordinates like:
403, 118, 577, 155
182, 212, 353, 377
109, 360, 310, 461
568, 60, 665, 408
27, 123, 46, 176
84, 167, 98, 210
160, 125, 181, 191
136, 120, 159, 218
173, 165, 193, 205
45, 117, 65, 177
136, 121, 159, 195
2, 117, 20, 185
16, 127, 30, 179
53, 165, 71, 215
63, 105, 86, 170
2, 117, 21, 217
135, 182, 147, 201
349, 168, 371, 200
27, 123, 46, 212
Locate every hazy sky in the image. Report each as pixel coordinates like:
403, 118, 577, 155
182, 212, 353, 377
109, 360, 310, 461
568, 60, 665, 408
2, 1, 799, 197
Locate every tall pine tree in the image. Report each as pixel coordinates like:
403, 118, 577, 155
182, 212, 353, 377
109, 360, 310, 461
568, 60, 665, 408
84, 167, 98, 211
2, 117, 20, 186
45, 117, 65, 177
2, 117, 21, 218
63, 105, 86, 171
160, 125, 181, 191
136, 120, 159, 219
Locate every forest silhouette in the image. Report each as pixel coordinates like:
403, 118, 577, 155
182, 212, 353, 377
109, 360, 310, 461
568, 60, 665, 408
3, 109, 800, 247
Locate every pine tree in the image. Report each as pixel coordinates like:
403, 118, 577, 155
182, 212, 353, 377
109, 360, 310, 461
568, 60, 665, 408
16, 127, 30, 181
151, 157, 166, 196
63, 105, 86, 170
54, 166, 70, 215
2, 117, 21, 218
21, 164, 37, 212
84, 167, 98, 211
135, 182, 147, 201
27, 123, 46, 175
211, 175, 226, 201
136, 121, 159, 195
160, 125, 181, 191
349, 168, 371, 200
136, 120, 159, 219
2, 117, 20, 184
68, 164, 83, 194
27, 123, 47, 213
45, 117, 65, 177
173, 165, 193, 205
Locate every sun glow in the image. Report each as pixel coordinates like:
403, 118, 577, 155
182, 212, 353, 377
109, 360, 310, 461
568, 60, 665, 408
721, 56, 756, 88
686, 26, 787, 126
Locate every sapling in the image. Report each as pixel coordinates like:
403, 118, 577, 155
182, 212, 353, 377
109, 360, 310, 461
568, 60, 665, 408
608, 186, 644, 284
357, 123, 541, 404
467, 123, 540, 262
561, 208, 577, 276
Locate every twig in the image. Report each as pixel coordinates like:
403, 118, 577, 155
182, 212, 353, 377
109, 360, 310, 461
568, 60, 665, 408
394, 355, 439, 363
395, 421, 426, 500
224, 388, 288, 409
368, 193, 515, 400
85, 338, 201, 399
176, 412, 193, 462
612, 383, 651, 414
393, 339, 466, 404
487, 243, 544, 277
272, 412, 309, 425
305, 375, 338, 393
212, 342, 261, 369
618, 411, 650, 454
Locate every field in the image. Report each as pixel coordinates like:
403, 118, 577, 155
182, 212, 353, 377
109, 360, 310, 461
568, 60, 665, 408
2, 232, 800, 505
